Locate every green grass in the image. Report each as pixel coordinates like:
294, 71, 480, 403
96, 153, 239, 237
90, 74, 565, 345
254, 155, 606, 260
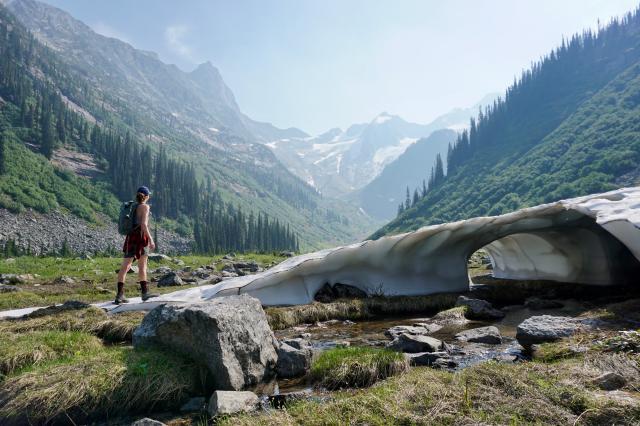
225, 358, 640, 426
0, 253, 286, 310
0, 345, 199, 425
311, 347, 409, 390
0, 306, 145, 343
0, 330, 103, 376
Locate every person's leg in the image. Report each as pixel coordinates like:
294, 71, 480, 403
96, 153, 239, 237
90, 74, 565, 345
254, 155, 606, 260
117, 257, 134, 283
115, 257, 134, 304
138, 254, 148, 282
138, 254, 159, 301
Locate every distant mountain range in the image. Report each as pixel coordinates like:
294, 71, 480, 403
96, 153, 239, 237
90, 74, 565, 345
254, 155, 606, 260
264, 95, 497, 201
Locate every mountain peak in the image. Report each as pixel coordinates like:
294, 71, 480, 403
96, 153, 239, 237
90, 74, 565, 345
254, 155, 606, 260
373, 112, 395, 124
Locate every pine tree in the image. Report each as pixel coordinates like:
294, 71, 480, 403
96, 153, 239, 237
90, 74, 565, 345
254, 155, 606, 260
421, 179, 427, 198
40, 109, 55, 159
404, 186, 411, 210
0, 133, 6, 175
397, 203, 405, 216
434, 153, 445, 186
412, 189, 419, 206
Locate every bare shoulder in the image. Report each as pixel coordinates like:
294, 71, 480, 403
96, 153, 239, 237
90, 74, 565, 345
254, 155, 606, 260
139, 204, 151, 212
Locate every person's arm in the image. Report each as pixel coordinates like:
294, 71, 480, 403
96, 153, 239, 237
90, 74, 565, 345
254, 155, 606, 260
139, 204, 155, 250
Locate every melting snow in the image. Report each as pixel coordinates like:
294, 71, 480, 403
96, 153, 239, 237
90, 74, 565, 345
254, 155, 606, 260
208, 127, 219, 132
374, 113, 392, 124
372, 137, 418, 167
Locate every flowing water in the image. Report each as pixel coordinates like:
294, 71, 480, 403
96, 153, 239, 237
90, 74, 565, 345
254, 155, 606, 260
274, 298, 591, 393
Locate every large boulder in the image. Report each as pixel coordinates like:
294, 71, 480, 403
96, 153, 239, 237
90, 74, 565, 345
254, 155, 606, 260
133, 295, 278, 390
455, 326, 503, 344
387, 333, 445, 353
456, 296, 505, 320
276, 342, 313, 378
208, 391, 259, 417
516, 315, 593, 349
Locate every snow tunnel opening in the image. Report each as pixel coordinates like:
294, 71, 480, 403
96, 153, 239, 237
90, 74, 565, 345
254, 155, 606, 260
466, 214, 640, 287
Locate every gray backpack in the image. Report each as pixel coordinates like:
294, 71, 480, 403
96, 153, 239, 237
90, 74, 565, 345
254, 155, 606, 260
118, 201, 138, 235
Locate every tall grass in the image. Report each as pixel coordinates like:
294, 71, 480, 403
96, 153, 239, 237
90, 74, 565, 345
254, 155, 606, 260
311, 347, 408, 390
266, 293, 459, 330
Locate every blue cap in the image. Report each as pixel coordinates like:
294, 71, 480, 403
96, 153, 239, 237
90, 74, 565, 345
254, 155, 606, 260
137, 186, 151, 196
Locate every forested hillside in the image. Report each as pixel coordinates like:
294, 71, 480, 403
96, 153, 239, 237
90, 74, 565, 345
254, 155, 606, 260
0, 4, 300, 254
374, 8, 640, 238
0, 0, 376, 253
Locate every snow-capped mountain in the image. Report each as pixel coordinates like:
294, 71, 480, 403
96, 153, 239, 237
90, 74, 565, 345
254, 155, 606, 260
266, 94, 499, 198
266, 112, 440, 197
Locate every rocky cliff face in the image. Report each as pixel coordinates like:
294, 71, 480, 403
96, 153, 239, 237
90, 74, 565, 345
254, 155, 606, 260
0, 209, 190, 255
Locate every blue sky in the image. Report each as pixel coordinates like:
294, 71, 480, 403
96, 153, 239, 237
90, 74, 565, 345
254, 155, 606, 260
43, 0, 639, 134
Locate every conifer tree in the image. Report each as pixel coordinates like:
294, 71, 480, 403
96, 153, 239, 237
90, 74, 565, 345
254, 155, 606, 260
404, 186, 411, 210
0, 133, 6, 175
40, 109, 55, 159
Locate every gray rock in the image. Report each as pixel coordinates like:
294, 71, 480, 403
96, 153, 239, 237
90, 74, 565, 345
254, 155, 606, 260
53, 275, 76, 285
131, 418, 166, 426
148, 253, 172, 262
180, 396, 206, 413
0, 274, 26, 284
133, 295, 277, 390
386, 324, 442, 339
455, 326, 503, 344
0, 284, 21, 293
276, 342, 313, 378
387, 333, 444, 353
524, 297, 564, 310
268, 389, 312, 408
153, 266, 173, 275
208, 390, 259, 417
456, 296, 505, 320
172, 259, 185, 266
516, 315, 590, 349
592, 372, 627, 391
405, 351, 450, 366
281, 337, 311, 350
432, 357, 459, 369
279, 251, 295, 257
157, 272, 184, 287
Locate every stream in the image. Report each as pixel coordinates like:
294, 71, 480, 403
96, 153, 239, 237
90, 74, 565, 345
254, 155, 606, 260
273, 298, 591, 394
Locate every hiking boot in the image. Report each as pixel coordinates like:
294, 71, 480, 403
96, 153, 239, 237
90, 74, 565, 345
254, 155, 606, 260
140, 281, 159, 301
114, 282, 129, 304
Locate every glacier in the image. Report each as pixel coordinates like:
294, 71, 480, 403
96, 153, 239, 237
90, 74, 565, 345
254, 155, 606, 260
110, 187, 640, 313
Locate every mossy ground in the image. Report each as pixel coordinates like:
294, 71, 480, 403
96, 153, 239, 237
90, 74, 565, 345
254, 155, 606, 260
0, 253, 285, 310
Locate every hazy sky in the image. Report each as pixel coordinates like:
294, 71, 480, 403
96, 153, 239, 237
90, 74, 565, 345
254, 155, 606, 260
42, 0, 639, 134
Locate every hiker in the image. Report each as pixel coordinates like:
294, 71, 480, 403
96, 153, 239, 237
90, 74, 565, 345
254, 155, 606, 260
115, 186, 159, 304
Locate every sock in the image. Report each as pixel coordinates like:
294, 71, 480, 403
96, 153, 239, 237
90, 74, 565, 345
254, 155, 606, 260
117, 282, 125, 294
140, 281, 148, 293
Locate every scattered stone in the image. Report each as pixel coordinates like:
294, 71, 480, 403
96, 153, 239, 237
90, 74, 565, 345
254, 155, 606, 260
592, 372, 627, 391
387, 333, 445, 353
281, 337, 311, 350
4, 258, 15, 263
192, 268, 211, 279
516, 315, 595, 349
233, 261, 259, 272
279, 251, 295, 257
525, 297, 564, 310
131, 418, 166, 426
0, 273, 33, 284
148, 253, 172, 262
53, 275, 76, 285
268, 389, 312, 409
455, 326, 503, 344
153, 266, 173, 275
221, 270, 239, 278
95, 286, 113, 294
276, 342, 313, 378
208, 391, 259, 417
494, 354, 518, 363
386, 324, 442, 339
133, 295, 278, 390
405, 351, 450, 366
198, 275, 222, 286
172, 259, 185, 266
431, 357, 459, 369
180, 396, 207, 413
343, 320, 356, 325
157, 272, 184, 287
456, 295, 505, 320
222, 253, 236, 260
0, 284, 21, 293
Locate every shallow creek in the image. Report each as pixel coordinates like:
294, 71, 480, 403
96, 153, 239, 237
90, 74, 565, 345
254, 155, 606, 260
274, 298, 590, 394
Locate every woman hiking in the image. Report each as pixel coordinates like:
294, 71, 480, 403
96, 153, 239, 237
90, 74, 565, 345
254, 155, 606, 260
115, 186, 160, 304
